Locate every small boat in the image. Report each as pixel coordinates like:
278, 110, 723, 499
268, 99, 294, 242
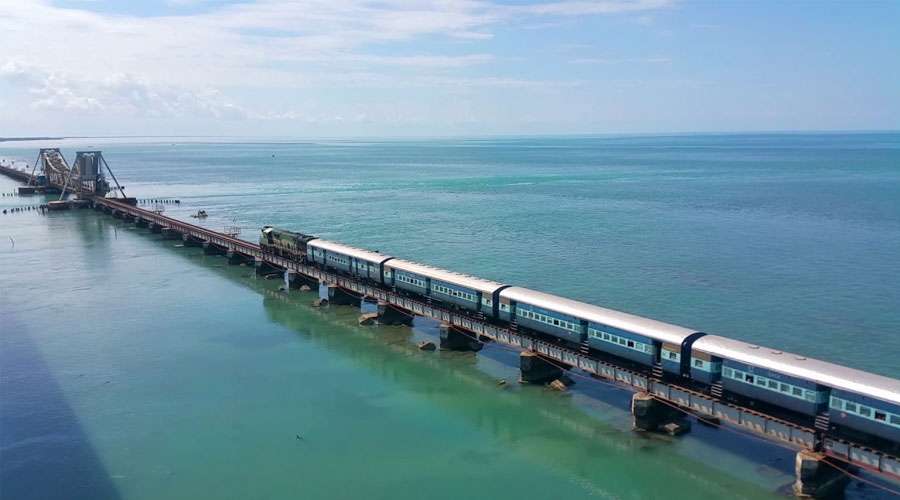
190, 210, 208, 219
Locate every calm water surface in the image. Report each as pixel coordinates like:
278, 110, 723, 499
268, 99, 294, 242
1, 133, 898, 499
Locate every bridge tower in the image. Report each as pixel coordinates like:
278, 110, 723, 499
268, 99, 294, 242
36, 148, 71, 188
55, 151, 127, 200
71, 151, 110, 197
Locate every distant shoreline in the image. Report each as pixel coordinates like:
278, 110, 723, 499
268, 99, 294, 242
0, 137, 65, 143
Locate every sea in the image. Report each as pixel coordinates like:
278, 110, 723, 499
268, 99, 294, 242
1, 133, 898, 499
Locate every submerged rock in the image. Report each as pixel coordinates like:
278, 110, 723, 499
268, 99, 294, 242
312, 298, 328, 308
358, 312, 379, 325
548, 379, 568, 392
662, 421, 691, 436
417, 341, 436, 351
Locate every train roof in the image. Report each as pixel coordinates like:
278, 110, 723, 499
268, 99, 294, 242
308, 239, 392, 264
692, 335, 900, 406
500, 287, 699, 345
386, 259, 507, 294
262, 226, 315, 239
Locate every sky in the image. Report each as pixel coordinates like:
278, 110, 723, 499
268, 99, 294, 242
0, 0, 898, 138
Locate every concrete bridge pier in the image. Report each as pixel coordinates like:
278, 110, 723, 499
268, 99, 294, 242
281, 270, 315, 289
440, 323, 482, 351
286, 271, 317, 289
374, 301, 413, 325
519, 351, 563, 384
226, 250, 251, 265
319, 282, 361, 307
254, 259, 281, 276
318, 281, 359, 306
792, 450, 848, 498
182, 234, 203, 247
203, 241, 226, 255
631, 392, 690, 435
161, 227, 180, 240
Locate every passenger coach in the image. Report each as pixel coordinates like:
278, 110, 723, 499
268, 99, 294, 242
498, 287, 704, 373
384, 259, 508, 317
691, 335, 900, 442
306, 239, 394, 284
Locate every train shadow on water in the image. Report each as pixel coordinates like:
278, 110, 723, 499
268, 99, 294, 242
0, 310, 122, 500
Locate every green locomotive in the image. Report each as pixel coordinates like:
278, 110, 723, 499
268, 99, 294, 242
259, 226, 317, 260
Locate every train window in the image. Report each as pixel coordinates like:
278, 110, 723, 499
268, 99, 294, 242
792, 387, 803, 397
844, 402, 857, 412
723, 367, 732, 377
627, 340, 635, 348
804, 391, 816, 402
745, 374, 755, 384
756, 378, 766, 387
890, 415, 900, 425
874, 411, 886, 422
780, 383, 790, 393
767, 380, 778, 390
858, 406, 871, 417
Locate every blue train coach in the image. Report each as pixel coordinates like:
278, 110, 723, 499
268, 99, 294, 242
306, 239, 394, 284
384, 259, 508, 317
691, 336, 833, 416
498, 287, 703, 371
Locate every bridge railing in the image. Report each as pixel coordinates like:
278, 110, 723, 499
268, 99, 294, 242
90, 195, 900, 482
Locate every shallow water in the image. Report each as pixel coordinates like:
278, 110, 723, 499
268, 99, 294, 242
1, 133, 898, 499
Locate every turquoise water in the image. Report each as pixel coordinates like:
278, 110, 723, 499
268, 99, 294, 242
1, 133, 898, 499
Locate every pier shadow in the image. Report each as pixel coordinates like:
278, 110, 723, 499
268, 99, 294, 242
0, 309, 121, 500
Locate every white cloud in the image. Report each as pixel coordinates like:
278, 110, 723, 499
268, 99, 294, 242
513, 0, 672, 16
0, 0, 672, 125
3, 62, 252, 119
569, 57, 671, 64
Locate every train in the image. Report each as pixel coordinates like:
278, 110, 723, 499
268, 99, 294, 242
260, 226, 900, 446
259, 225, 317, 259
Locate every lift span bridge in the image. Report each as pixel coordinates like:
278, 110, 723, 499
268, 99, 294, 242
1, 148, 127, 206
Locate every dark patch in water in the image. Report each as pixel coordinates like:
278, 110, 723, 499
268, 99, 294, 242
0, 308, 122, 500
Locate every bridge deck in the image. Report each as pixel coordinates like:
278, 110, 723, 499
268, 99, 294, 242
2, 155, 897, 485
0, 164, 36, 183
88, 196, 900, 483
